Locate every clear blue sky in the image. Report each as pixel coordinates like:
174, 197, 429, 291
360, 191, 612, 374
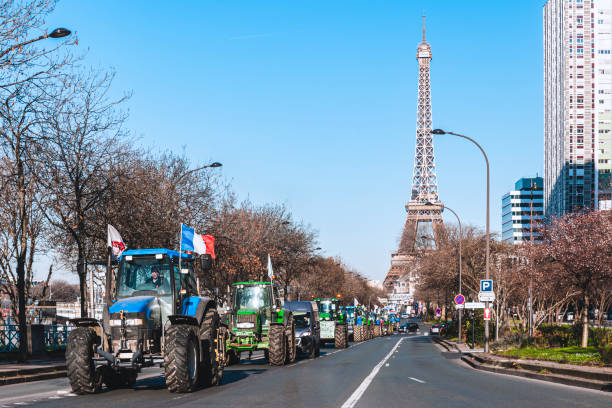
44, 1, 543, 283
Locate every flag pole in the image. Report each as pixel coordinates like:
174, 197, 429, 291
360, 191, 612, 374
179, 224, 183, 274
268, 254, 275, 307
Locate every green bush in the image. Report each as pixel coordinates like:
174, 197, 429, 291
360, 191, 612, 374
491, 332, 529, 351
599, 344, 612, 364
537, 324, 611, 348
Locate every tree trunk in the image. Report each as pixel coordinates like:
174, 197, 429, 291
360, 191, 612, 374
77, 256, 87, 317
16, 254, 27, 361
581, 294, 589, 348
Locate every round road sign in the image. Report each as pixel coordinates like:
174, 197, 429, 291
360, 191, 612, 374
454, 294, 465, 305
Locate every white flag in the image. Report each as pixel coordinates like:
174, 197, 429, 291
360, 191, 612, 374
354, 298, 359, 307
107, 224, 126, 259
267, 254, 274, 278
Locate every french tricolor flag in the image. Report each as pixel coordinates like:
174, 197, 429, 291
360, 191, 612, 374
180, 224, 215, 259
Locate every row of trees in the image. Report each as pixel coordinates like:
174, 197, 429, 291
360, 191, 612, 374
415, 210, 612, 347
0, 1, 384, 359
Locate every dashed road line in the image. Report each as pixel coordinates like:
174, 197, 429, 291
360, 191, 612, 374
340, 338, 404, 408
409, 377, 426, 384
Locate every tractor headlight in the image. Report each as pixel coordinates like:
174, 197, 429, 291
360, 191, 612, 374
237, 322, 254, 329
325, 317, 330, 321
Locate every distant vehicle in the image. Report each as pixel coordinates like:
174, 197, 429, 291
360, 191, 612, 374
566, 312, 575, 322
401, 313, 409, 319
398, 322, 418, 333
430, 324, 442, 335
285, 301, 321, 359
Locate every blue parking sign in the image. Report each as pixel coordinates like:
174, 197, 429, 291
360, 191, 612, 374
480, 279, 493, 292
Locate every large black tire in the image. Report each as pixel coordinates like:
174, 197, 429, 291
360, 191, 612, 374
66, 327, 102, 395
164, 325, 200, 393
268, 324, 286, 366
334, 323, 348, 348
198, 308, 224, 387
354, 325, 361, 342
285, 320, 296, 364
374, 325, 381, 337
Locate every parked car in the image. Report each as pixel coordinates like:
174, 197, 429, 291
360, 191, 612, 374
430, 323, 442, 335
398, 322, 419, 333
285, 301, 321, 358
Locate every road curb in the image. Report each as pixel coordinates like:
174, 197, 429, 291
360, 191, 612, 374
432, 338, 612, 392
0, 364, 66, 386
460, 353, 611, 392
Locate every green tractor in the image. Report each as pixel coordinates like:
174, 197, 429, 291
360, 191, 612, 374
225, 281, 296, 365
314, 297, 348, 349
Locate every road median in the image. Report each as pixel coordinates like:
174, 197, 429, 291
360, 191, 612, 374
433, 337, 612, 392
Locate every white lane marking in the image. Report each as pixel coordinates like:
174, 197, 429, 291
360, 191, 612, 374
385, 363, 389, 367
56, 390, 70, 395
340, 338, 404, 408
409, 377, 425, 384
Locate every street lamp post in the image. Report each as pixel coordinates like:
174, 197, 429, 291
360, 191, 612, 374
432, 128, 491, 352
0, 27, 72, 60
426, 202, 463, 343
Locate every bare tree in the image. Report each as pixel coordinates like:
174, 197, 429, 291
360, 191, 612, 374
34, 68, 129, 316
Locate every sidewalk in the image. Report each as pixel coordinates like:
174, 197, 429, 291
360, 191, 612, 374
0, 358, 66, 385
433, 337, 612, 392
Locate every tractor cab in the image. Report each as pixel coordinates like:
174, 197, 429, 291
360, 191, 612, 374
314, 297, 343, 322
228, 281, 280, 339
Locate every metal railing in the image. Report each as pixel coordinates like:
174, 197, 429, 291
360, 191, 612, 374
0, 324, 75, 352
0, 324, 19, 352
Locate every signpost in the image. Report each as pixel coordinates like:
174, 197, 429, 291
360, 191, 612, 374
435, 308, 441, 317
484, 307, 491, 321
455, 302, 485, 309
480, 279, 493, 292
478, 292, 495, 302
454, 294, 465, 305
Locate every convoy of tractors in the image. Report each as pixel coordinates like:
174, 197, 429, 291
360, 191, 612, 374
65, 243, 398, 395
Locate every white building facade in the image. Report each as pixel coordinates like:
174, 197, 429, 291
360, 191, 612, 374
544, 0, 612, 216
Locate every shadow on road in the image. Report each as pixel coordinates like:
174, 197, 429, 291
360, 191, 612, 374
221, 368, 267, 385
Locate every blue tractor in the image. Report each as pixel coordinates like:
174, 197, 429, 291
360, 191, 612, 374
66, 248, 225, 394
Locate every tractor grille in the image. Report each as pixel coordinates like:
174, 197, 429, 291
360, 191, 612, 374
237, 314, 256, 324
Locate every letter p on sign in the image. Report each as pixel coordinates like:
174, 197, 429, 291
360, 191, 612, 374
480, 279, 493, 292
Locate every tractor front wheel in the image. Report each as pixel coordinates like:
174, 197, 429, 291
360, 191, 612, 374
334, 324, 348, 348
66, 327, 102, 395
285, 320, 296, 364
165, 325, 200, 393
268, 324, 286, 366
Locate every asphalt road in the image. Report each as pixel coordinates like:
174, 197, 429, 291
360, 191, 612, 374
0, 333, 610, 408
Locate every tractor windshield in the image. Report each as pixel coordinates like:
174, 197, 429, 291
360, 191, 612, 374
233, 285, 271, 310
345, 308, 355, 319
319, 301, 336, 314
117, 256, 173, 297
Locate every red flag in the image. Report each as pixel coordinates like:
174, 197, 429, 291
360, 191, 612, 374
202, 235, 215, 259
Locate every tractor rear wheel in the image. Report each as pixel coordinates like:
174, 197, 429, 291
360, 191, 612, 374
354, 325, 361, 342
374, 325, 381, 337
66, 327, 102, 394
334, 323, 348, 348
268, 324, 286, 366
165, 325, 200, 393
198, 308, 224, 387
285, 320, 296, 364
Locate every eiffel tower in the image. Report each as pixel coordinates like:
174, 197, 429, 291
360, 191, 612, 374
383, 16, 444, 295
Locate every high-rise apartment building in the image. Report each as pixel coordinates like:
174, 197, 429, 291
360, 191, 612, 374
502, 177, 544, 244
544, 0, 612, 216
